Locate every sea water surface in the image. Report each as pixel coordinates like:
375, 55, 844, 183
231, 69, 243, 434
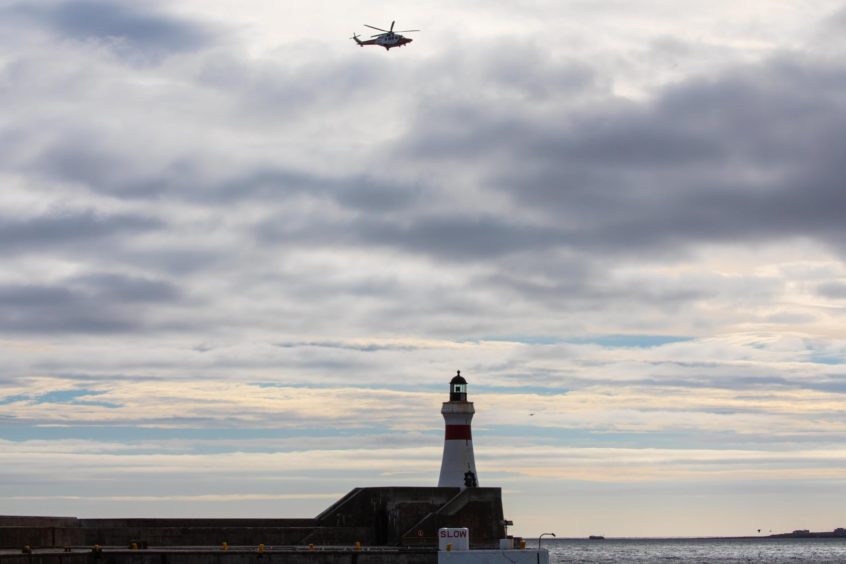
543, 537, 846, 563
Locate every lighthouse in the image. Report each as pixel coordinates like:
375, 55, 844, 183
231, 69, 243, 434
438, 371, 479, 488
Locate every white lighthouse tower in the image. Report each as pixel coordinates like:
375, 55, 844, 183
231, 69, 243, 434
438, 371, 479, 488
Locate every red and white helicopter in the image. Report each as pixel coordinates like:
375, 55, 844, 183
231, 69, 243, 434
351, 21, 419, 50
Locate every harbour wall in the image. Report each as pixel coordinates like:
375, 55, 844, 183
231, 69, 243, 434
0, 487, 506, 550
0, 548, 435, 563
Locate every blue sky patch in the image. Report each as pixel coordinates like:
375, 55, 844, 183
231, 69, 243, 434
806, 354, 844, 365
566, 335, 693, 348
0, 389, 122, 408
473, 384, 568, 396
0, 424, 384, 443
0, 394, 30, 405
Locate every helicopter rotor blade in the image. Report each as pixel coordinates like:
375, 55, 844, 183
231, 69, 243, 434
394, 29, 420, 33
390, 20, 395, 31
364, 24, 388, 32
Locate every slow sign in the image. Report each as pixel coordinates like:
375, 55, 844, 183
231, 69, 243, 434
438, 527, 469, 551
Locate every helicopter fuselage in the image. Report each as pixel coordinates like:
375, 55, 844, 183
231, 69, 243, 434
354, 33, 412, 50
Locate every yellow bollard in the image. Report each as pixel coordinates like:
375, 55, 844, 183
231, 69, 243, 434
131, 543, 138, 550
447, 543, 452, 552
355, 541, 361, 551
308, 543, 315, 551
258, 544, 265, 553
221, 541, 229, 551
520, 539, 526, 549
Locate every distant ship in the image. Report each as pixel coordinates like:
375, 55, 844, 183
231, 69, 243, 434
588, 535, 605, 540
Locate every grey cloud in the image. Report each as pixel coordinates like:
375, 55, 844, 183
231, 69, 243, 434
816, 281, 846, 299
0, 284, 136, 333
33, 141, 144, 196
811, 379, 846, 394
27, 139, 198, 200
274, 340, 429, 353
191, 36, 600, 126
517, 97, 728, 169
0, 210, 162, 254
419, 39, 602, 102
820, 5, 846, 35
220, 169, 421, 212
483, 269, 707, 308
397, 54, 846, 259
255, 212, 569, 262
333, 176, 423, 213
70, 273, 180, 303
0, 272, 180, 334
3, 25, 844, 335
357, 215, 566, 260
24, 134, 423, 213
8, 1, 214, 61
119, 248, 224, 276
9, 14, 845, 269
195, 53, 390, 119
494, 369, 846, 397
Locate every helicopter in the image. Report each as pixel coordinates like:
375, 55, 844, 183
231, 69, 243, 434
351, 21, 419, 50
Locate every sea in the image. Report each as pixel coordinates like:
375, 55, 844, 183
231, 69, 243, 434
543, 537, 846, 563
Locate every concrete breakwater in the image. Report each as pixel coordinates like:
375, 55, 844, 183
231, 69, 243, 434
0, 546, 435, 563
0, 487, 505, 553
0, 547, 549, 564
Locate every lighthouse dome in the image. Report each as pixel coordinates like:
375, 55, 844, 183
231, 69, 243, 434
449, 371, 468, 401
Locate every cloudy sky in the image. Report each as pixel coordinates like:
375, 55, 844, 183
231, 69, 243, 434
2, 0, 846, 537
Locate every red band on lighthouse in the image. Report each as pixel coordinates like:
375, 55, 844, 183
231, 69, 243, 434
444, 424, 472, 440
